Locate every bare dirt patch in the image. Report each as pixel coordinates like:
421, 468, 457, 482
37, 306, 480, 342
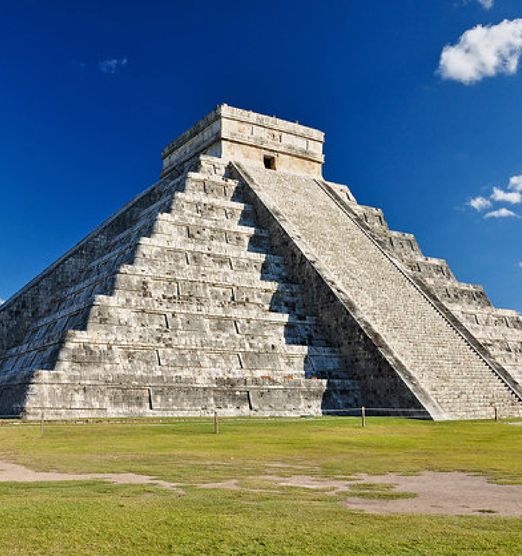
344, 472, 522, 516
0, 460, 182, 493
198, 479, 241, 490
197, 471, 522, 516
264, 463, 319, 470
261, 474, 354, 493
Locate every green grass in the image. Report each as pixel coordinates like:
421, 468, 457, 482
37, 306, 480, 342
0, 416, 520, 554
348, 482, 417, 500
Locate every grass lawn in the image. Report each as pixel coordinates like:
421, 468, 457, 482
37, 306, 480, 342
0, 416, 521, 555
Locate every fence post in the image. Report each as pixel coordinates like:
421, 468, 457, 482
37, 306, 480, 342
40, 411, 44, 436
214, 410, 219, 434
494, 406, 499, 422
361, 406, 366, 428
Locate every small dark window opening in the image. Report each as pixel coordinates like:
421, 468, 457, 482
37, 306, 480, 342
263, 155, 276, 170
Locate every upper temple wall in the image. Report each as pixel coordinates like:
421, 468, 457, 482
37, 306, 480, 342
161, 105, 325, 178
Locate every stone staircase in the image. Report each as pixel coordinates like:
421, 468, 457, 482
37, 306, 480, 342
236, 164, 522, 420
344, 194, 522, 386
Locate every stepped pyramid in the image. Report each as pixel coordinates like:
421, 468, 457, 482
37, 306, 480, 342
0, 105, 521, 420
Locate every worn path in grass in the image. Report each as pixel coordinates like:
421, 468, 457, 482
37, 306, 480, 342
0, 417, 520, 554
2, 458, 521, 516
0, 459, 182, 492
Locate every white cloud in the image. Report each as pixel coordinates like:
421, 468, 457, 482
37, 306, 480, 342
509, 174, 522, 192
484, 207, 519, 218
461, 0, 494, 9
518, 261, 522, 268
0, 298, 4, 305
477, 0, 494, 9
469, 196, 492, 211
491, 187, 522, 204
98, 58, 128, 74
438, 19, 522, 84
467, 175, 522, 218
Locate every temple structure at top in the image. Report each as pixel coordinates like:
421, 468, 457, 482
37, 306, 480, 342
161, 104, 324, 178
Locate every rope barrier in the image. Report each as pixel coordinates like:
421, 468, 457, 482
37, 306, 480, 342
0, 407, 429, 426
0, 406, 500, 428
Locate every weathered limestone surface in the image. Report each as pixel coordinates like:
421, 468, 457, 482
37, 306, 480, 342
0, 104, 520, 420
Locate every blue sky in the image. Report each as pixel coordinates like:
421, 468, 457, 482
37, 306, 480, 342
0, 0, 521, 311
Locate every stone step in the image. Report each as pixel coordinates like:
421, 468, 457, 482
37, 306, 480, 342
173, 201, 254, 227
94, 294, 309, 320
138, 235, 278, 261
45, 365, 355, 386
153, 222, 270, 254
52, 349, 346, 374
86, 308, 329, 346
174, 190, 254, 216
467, 328, 522, 343
7, 352, 351, 382
132, 251, 288, 281
113, 272, 303, 297
63, 331, 342, 357
62, 328, 338, 356
153, 214, 271, 252
183, 177, 244, 202
425, 393, 517, 406
157, 210, 266, 235
29, 368, 352, 391
447, 407, 521, 414
426, 395, 519, 407
127, 252, 289, 283
117, 263, 292, 290
138, 236, 284, 263
493, 354, 522, 367
429, 388, 517, 399
91, 299, 316, 325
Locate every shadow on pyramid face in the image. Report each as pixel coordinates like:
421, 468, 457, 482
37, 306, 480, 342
245, 202, 361, 414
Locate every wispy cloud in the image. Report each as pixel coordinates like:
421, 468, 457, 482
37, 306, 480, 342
491, 187, 522, 204
484, 207, 519, 218
477, 0, 494, 9
0, 298, 4, 305
98, 57, 128, 74
438, 19, 522, 84
468, 196, 492, 211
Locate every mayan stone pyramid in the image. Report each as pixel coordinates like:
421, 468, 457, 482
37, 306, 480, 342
1, 105, 521, 420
